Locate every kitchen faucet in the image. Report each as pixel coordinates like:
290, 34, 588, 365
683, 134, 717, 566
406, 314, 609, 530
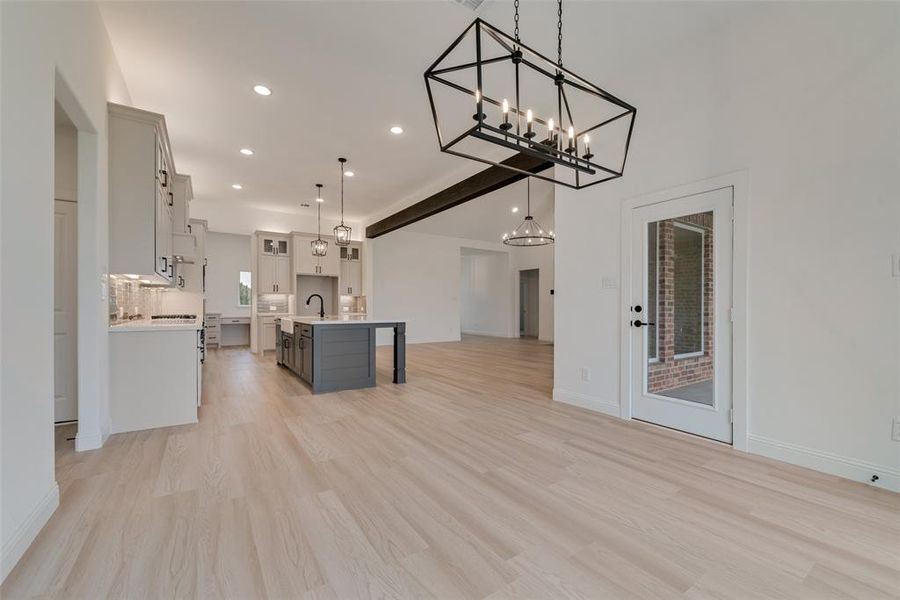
306, 294, 325, 319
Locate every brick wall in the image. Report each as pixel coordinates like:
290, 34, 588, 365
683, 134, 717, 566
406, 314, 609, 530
648, 212, 714, 393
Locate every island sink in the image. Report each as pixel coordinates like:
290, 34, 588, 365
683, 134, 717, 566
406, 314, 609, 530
276, 316, 406, 393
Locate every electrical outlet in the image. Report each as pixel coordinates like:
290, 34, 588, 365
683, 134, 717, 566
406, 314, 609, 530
580, 367, 591, 382
892, 418, 900, 442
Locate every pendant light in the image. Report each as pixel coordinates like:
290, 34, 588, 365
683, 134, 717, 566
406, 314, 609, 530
333, 157, 352, 246
311, 184, 328, 257
424, 0, 636, 189
502, 177, 553, 246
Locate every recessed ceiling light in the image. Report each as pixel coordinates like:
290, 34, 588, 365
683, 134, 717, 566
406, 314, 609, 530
345, 171, 354, 177
253, 84, 272, 96
390, 126, 404, 135
239, 148, 254, 156
231, 183, 243, 190
511, 206, 519, 213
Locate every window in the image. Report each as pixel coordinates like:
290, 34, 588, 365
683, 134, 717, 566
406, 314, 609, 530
673, 222, 704, 358
239, 271, 251, 306
647, 222, 659, 362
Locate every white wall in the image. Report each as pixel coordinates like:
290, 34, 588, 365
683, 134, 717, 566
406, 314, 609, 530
1, 0, 131, 580
205, 232, 251, 317
553, 2, 900, 489
460, 250, 512, 338
370, 230, 511, 345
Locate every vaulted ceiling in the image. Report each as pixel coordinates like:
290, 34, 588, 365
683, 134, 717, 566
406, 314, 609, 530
98, 1, 735, 228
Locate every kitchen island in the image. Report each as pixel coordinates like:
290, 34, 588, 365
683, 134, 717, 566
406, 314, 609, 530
277, 316, 406, 394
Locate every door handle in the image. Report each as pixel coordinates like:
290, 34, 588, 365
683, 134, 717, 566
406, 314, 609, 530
632, 320, 655, 327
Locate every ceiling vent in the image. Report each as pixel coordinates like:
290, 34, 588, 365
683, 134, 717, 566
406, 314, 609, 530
452, 0, 485, 11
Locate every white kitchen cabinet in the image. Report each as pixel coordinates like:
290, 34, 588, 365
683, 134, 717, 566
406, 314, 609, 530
340, 259, 362, 295
110, 327, 201, 433
171, 173, 193, 235
260, 234, 290, 257
181, 219, 207, 293
109, 103, 176, 283
339, 242, 363, 296
294, 233, 339, 276
258, 315, 279, 351
258, 254, 290, 294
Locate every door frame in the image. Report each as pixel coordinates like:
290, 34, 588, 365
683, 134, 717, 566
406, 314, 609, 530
619, 171, 749, 451
518, 268, 540, 338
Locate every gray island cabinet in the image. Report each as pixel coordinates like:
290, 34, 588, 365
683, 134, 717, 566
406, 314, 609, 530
277, 316, 406, 394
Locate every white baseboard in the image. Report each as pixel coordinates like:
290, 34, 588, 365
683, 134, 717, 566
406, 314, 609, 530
1, 483, 59, 582
553, 388, 621, 418
75, 429, 103, 452
461, 329, 512, 338
748, 434, 900, 493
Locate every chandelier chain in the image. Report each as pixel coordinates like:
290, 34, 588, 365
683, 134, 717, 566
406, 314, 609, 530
557, 0, 563, 67
340, 161, 345, 222
513, 0, 519, 43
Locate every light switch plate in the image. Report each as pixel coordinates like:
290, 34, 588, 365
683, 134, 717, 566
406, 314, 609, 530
892, 254, 900, 278
580, 367, 591, 382
892, 417, 900, 442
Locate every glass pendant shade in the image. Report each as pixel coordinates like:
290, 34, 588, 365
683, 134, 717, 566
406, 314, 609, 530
502, 177, 554, 246
333, 157, 352, 247
311, 237, 328, 256
333, 223, 352, 246
311, 183, 328, 256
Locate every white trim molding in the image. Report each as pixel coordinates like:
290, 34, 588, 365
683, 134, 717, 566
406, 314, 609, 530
553, 388, 621, 418
1, 483, 59, 582
74, 429, 103, 452
748, 434, 900, 493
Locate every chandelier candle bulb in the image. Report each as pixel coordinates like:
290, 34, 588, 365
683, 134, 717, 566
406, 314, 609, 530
525, 109, 535, 139
473, 89, 485, 121
500, 98, 512, 130
566, 125, 576, 153
583, 134, 593, 160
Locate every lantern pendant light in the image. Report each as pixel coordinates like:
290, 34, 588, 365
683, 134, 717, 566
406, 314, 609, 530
333, 157, 352, 247
502, 177, 554, 246
424, 0, 636, 190
311, 184, 328, 257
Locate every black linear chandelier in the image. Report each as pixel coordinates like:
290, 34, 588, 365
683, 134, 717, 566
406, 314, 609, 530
503, 177, 553, 246
333, 158, 351, 246
311, 184, 327, 257
424, 0, 636, 189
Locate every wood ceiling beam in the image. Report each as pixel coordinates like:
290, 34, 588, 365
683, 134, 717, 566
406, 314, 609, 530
365, 153, 552, 239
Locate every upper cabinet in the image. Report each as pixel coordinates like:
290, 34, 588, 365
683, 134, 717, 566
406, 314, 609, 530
258, 232, 292, 293
260, 235, 290, 257
109, 103, 176, 283
293, 233, 339, 277
339, 242, 363, 296
180, 219, 207, 293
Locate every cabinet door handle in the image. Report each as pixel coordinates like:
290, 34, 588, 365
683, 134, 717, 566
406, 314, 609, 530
168, 261, 174, 277
159, 169, 168, 187
178, 275, 184, 287
168, 191, 174, 207
161, 256, 168, 273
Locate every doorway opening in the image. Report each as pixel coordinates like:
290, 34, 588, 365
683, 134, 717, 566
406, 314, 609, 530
519, 268, 539, 338
54, 101, 79, 428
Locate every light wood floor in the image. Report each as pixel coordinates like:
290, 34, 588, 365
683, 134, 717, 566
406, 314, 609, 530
3, 336, 898, 599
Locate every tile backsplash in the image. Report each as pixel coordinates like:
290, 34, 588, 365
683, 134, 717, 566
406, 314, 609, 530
257, 294, 289, 313
108, 276, 163, 321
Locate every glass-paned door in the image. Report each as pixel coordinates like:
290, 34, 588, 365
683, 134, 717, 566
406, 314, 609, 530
630, 187, 733, 443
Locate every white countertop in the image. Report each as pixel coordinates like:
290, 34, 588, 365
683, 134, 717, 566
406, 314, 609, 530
109, 318, 203, 333
281, 315, 404, 327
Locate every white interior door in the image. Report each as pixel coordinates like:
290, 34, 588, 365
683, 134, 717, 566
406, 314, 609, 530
54, 200, 78, 422
630, 187, 733, 442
